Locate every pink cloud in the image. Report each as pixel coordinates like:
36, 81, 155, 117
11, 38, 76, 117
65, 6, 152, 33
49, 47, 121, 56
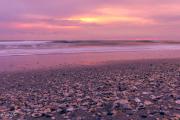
0, 0, 180, 40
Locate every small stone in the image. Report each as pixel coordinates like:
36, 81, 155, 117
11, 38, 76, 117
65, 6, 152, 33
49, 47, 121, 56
0, 106, 8, 112
107, 111, 113, 116
135, 98, 141, 103
159, 111, 165, 116
138, 103, 145, 110
59, 109, 67, 114
175, 100, 180, 104
67, 107, 74, 112
114, 99, 132, 110
50, 108, 57, 112
131, 86, 138, 92
32, 113, 42, 118
118, 99, 129, 104
42, 113, 52, 118
173, 113, 180, 119
64, 92, 69, 97
118, 83, 127, 91
89, 108, 96, 113
51, 116, 56, 120
142, 92, 149, 95
111, 110, 118, 115
9, 106, 15, 111
44, 108, 51, 113
150, 95, 162, 101
144, 100, 153, 106
141, 114, 147, 118
150, 111, 158, 115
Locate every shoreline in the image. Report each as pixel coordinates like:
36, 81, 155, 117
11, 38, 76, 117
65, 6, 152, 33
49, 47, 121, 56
0, 58, 180, 119
0, 57, 179, 71
1, 57, 180, 74
1, 49, 180, 72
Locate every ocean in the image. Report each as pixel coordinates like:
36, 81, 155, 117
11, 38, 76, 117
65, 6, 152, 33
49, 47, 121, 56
0, 40, 180, 56
0, 40, 180, 72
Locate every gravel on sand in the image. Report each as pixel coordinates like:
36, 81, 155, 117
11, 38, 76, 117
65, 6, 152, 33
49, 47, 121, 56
0, 59, 180, 119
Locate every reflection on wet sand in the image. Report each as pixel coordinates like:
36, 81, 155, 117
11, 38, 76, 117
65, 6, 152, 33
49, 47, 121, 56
0, 50, 180, 72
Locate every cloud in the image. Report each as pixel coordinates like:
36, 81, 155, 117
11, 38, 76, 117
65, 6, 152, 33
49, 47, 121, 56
0, 0, 180, 40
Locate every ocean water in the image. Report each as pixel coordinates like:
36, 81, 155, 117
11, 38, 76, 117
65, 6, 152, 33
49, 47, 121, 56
1, 40, 180, 72
0, 40, 180, 56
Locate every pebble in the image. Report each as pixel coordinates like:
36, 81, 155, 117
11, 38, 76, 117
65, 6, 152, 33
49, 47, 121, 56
44, 108, 51, 113
175, 100, 180, 104
137, 103, 145, 110
140, 114, 147, 118
173, 113, 180, 119
118, 83, 127, 91
42, 113, 53, 118
67, 107, 74, 112
9, 106, 15, 111
107, 111, 113, 116
144, 100, 153, 106
135, 98, 141, 103
32, 113, 42, 118
150, 95, 162, 101
159, 111, 165, 116
58, 109, 67, 114
142, 92, 150, 95
114, 99, 132, 110
51, 116, 56, 120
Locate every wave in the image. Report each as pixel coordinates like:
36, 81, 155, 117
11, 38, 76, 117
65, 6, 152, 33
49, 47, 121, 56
0, 44, 180, 56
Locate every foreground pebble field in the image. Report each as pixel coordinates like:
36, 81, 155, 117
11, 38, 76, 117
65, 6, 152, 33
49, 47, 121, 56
0, 59, 180, 120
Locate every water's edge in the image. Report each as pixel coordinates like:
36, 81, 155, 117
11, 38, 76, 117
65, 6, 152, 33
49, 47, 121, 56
0, 40, 180, 56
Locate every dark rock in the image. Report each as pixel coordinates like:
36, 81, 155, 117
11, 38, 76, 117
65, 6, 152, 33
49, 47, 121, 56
9, 106, 15, 111
118, 83, 127, 91
107, 111, 113, 116
32, 113, 42, 118
159, 111, 165, 116
140, 114, 147, 118
42, 113, 52, 118
59, 109, 67, 114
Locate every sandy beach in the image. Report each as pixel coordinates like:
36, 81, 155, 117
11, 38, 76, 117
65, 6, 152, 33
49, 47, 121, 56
1, 50, 180, 72
1, 0, 180, 119
0, 59, 179, 119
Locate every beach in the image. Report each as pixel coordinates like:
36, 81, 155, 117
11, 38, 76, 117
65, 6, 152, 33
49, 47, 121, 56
0, 41, 180, 119
1, 0, 180, 119
0, 59, 180, 119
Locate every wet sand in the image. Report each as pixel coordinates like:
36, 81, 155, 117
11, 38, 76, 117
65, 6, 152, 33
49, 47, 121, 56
1, 50, 180, 72
0, 59, 180, 119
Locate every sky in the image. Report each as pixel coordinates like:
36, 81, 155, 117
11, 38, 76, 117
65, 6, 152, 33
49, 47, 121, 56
0, 0, 180, 40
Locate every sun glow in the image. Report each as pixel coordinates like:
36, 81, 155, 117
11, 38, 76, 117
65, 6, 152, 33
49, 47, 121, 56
67, 6, 155, 25
68, 15, 154, 24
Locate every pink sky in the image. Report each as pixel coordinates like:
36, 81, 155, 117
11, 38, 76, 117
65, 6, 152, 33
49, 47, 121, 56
0, 0, 180, 40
